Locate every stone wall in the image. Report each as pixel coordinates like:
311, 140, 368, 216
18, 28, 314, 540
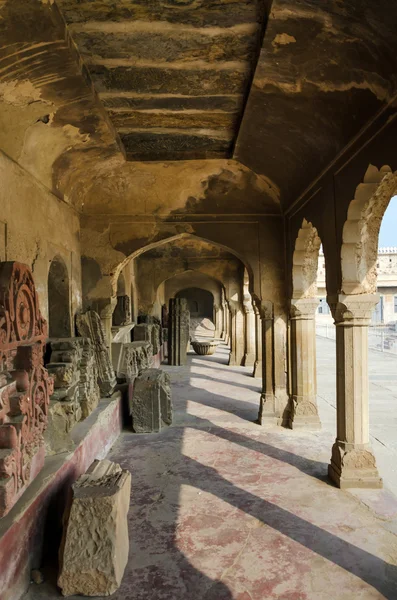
0, 152, 82, 325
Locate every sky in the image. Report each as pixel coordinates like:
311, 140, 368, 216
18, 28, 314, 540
378, 195, 397, 247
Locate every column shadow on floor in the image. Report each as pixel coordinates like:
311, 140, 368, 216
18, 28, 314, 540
27, 348, 397, 600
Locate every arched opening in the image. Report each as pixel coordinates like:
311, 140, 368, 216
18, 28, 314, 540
124, 235, 249, 367
332, 165, 397, 490
176, 287, 213, 319
48, 255, 71, 338
289, 219, 324, 430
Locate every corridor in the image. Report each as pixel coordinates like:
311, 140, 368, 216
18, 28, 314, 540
28, 343, 397, 600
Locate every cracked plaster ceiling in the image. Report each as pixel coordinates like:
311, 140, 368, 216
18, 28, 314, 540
0, 0, 396, 211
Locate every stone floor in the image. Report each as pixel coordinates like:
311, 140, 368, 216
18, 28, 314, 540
26, 340, 397, 600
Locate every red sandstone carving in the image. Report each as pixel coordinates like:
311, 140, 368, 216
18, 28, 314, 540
0, 263, 53, 517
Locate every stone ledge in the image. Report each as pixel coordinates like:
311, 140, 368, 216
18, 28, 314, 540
0, 392, 123, 600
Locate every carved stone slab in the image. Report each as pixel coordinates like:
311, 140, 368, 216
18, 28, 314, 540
168, 298, 190, 366
44, 338, 100, 454
115, 341, 153, 382
76, 310, 116, 397
131, 368, 172, 433
58, 459, 131, 597
0, 262, 53, 518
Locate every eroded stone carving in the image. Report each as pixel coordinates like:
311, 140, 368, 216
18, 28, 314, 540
58, 459, 131, 597
76, 310, 116, 397
130, 368, 172, 433
116, 341, 153, 382
112, 295, 131, 326
0, 262, 53, 518
168, 298, 190, 366
44, 338, 100, 454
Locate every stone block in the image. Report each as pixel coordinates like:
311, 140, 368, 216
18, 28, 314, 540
76, 311, 117, 397
116, 341, 153, 381
131, 368, 172, 433
58, 459, 131, 597
44, 400, 75, 456
168, 298, 190, 366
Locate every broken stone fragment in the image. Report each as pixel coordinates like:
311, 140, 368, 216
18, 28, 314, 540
58, 459, 131, 597
131, 368, 172, 433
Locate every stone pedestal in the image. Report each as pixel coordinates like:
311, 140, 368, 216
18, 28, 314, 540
289, 298, 321, 430
328, 294, 382, 489
58, 459, 131, 597
168, 298, 190, 366
131, 369, 172, 433
258, 303, 277, 425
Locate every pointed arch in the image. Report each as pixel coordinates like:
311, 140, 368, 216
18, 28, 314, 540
341, 165, 397, 295
292, 219, 322, 299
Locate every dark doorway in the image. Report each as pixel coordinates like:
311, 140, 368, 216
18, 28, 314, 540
176, 288, 213, 319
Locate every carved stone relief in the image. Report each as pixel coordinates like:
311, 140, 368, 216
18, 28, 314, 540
0, 262, 53, 518
76, 311, 116, 397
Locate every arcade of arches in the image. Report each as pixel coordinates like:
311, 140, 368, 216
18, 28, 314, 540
2, 2, 397, 598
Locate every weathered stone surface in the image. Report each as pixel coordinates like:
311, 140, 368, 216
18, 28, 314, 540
134, 323, 153, 343
76, 311, 116, 397
89, 64, 250, 95
112, 294, 131, 326
0, 262, 53, 518
45, 338, 100, 453
109, 110, 238, 130
58, 0, 266, 29
168, 298, 190, 366
72, 28, 259, 63
58, 459, 131, 597
45, 401, 75, 456
131, 369, 172, 433
121, 130, 234, 161
101, 94, 243, 112
117, 341, 153, 381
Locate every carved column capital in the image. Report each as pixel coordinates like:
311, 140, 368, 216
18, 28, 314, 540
258, 300, 273, 321
290, 297, 319, 319
333, 293, 379, 326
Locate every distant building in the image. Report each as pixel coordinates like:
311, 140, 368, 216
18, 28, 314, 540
317, 247, 397, 324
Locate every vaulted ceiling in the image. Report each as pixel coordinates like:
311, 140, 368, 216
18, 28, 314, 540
1, 0, 396, 212
58, 0, 270, 161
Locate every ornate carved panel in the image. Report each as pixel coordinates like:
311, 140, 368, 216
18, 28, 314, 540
0, 262, 53, 518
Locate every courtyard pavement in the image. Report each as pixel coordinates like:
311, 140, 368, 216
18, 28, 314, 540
26, 340, 397, 600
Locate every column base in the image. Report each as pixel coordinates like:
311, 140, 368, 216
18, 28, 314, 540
258, 393, 278, 426
252, 360, 262, 378
328, 441, 383, 489
242, 352, 255, 367
288, 397, 321, 430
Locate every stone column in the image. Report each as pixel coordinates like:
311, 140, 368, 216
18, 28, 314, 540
168, 298, 190, 366
289, 298, 321, 429
223, 302, 231, 345
242, 301, 256, 367
253, 303, 262, 378
258, 303, 277, 425
328, 294, 382, 489
228, 304, 245, 366
214, 305, 222, 338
